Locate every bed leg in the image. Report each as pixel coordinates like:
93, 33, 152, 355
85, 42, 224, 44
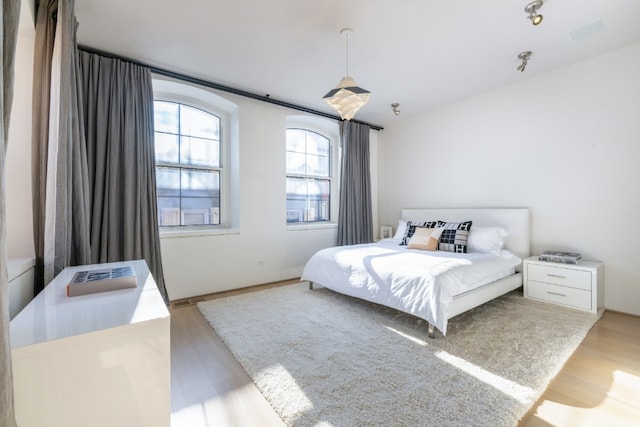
308, 281, 314, 290
428, 324, 436, 339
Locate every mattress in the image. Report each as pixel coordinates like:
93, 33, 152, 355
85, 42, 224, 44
301, 239, 522, 335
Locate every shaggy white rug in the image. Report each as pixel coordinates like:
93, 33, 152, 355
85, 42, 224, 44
197, 283, 597, 426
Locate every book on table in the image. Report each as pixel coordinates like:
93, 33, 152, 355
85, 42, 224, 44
67, 266, 137, 297
538, 250, 582, 264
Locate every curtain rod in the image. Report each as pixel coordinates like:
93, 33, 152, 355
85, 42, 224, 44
78, 45, 384, 131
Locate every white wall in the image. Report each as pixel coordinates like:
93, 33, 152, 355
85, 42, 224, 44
377, 42, 640, 316
6, 0, 35, 258
160, 91, 379, 300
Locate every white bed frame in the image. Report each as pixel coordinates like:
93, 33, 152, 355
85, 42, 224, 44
401, 208, 530, 336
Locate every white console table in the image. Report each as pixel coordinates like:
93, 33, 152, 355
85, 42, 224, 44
10, 260, 170, 427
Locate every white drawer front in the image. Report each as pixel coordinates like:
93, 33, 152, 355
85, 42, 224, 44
527, 281, 592, 310
528, 264, 591, 291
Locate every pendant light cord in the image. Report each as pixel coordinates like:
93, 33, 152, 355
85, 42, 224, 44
345, 32, 350, 77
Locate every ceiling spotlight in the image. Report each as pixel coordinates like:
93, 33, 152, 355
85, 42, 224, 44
323, 28, 371, 121
525, 0, 544, 25
391, 103, 400, 116
516, 51, 532, 72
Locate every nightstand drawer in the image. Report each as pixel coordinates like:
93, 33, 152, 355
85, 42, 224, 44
527, 281, 592, 310
527, 264, 591, 290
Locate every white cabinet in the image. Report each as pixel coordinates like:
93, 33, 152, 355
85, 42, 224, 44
8, 257, 35, 319
10, 260, 170, 427
523, 256, 604, 317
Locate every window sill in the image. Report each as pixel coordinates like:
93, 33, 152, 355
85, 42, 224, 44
287, 222, 338, 232
159, 227, 240, 239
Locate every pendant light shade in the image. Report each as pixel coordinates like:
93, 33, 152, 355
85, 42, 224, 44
323, 28, 370, 121
323, 76, 370, 121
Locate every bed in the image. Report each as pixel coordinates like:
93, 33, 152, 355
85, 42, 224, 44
301, 208, 530, 337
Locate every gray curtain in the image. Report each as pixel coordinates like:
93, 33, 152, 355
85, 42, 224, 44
31, 0, 92, 292
337, 121, 373, 246
31, 0, 57, 292
1, 1, 22, 426
78, 51, 168, 303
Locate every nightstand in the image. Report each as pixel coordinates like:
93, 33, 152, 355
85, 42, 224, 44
523, 256, 604, 317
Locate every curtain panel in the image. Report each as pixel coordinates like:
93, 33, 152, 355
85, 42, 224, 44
1, 1, 22, 426
336, 121, 373, 246
32, 0, 92, 291
78, 51, 167, 303
31, 0, 167, 302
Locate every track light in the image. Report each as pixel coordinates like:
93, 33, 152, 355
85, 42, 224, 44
525, 0, 544, 25
391, 103, 400, 116
516, 51, 532, 72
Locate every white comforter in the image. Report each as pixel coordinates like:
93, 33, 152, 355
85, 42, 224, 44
301, 240, 522, 335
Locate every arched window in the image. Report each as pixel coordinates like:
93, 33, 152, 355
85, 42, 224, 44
154, 101, 221, 226
153, 78, 238, 230
286, 116, 339, 224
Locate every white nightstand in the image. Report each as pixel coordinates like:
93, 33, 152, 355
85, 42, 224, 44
523, 256, 604, 317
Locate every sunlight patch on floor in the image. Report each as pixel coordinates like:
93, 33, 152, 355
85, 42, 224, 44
171, 382, 280, 427
383, 325, 429, 346
435, 350, 535, 404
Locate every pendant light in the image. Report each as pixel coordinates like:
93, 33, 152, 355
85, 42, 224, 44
323, 28, 370, 121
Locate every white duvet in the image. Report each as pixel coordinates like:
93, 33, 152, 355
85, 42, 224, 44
301, 239, 522, 335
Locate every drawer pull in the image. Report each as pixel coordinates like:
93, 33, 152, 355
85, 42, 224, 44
547, 274, 566, 279
547, 291, 567, 297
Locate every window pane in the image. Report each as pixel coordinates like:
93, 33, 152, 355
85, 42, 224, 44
180, 105, 220, 140
306, 154, 330, 177
154, 132, 179, 163
307, 179, 330, 221
180, 136, 220, 167
286, 177, 330, 223
154, 101, 179, 134
157, 197, 180, 226
156, 167, 180, 197
180, 169, 219, 198
305, 132, 330, 156
286, 151, 306, 175
286, 177, 306, 223
286, 129, 306, 153
181, 198, 220, 225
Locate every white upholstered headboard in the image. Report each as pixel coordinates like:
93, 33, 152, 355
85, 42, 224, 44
400, 208, 531, 260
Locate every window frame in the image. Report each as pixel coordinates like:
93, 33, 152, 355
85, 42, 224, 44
153, 77, 237, 235
285, 116, 340, 228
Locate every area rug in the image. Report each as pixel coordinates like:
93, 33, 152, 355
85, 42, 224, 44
197, 283, 597, 426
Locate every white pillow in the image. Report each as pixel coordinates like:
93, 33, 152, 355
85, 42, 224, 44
467, 226, 508, 255
392, 220, 407, 241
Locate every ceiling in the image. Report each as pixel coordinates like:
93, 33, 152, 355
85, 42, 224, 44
73, 0, 640, 128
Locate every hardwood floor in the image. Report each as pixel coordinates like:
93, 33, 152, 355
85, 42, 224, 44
170, 283, 640, 427
519, 310, 640, 427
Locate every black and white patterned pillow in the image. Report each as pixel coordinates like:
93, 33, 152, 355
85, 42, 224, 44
436, 220, 473, 253
400, 220, 438, 245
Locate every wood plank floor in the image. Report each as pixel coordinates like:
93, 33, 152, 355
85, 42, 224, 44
519, 310, 640, 426
170, 283, 640, 427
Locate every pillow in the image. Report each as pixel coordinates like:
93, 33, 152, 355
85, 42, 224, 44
407, 226, 444, 251
436, 220, 472, 253
400, 220, 439, 245
392, 220, 408, 241
467, 226, 508, 255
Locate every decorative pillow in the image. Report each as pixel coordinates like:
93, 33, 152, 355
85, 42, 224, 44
407, 226, 444, 251
392, 220, 408, 241
467, 226, 508, 255
436, 220, 473, 253
400, 220, 438, 245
